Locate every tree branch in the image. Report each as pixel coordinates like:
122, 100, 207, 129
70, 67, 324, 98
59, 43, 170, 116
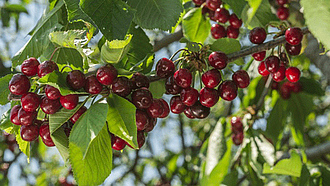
153, 29, 183, 52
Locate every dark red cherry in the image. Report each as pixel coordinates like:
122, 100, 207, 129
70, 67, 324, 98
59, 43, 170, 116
111, 134, 126, 150
208, 51, 228, 70
190, 101, 210, 119
137, 131, 145, 148
39, 123, 55, 147
144, 117, 157, 132
214, 8, 229, 23
232, 70, 250, 88
249, 27, 267, 44
276, 0, 288, 5
165, 76, 182, 95
180, 87, 199, 106
66, 70, 86, 90
279, 81, 292, 99
131, 88, 153, 109
96, 64, 118, 85
258, 61, 270, 76
156, 58, 175, 78
183, 107, 195, 119
21, 57, 39, 76
286, 67, 301, 83
10, 105, 21, 125
208, 10, 216, 21
285, 27, 303, 46
231, 116, 243, 134
9, 74, 30, 95
229, 14, 242, 29
38, 60, 58, 78
289, 82, 302, 93
147, 99, 164, 118
202, 69, 221, 89
45, 85, 61, 100
135, 109, 149, 131
131, 72, 149, 89
200, 87, 219, 108
272, 65, 286, 82
21, 124, 39, 141
21, 92, 41, 112
158, 99, 170, 118
70, 106, 87, 124
18, 108, 37, 126
218, 80, 238, 101
60, 94, 78, 110
277, 6, 289, 20
252, 51, 266, 61
173, 69, 192, 88
265, 56, 280, 73
226, 25, 239, 39
205, 0, 222, 11
111, 77, 132, 97
192, 0, 206, 6
40, 96, 61, 114
170, 96, 186, 114
84, 75, 103, 94
211, 24, 226, 39
232, 132, 244, 145
285, 43, 301, 56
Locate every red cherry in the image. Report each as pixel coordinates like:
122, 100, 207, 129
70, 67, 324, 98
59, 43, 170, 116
156, 58, 175, 78
9, 74, 30, 95
165, 76, 182, 95
285, 27, 303, 45
131, 72, 149, 89
226, 25, 239, 39
276, 0, 288, 5
96, 64, 118, 85
180, 87, 199, 106
211, 24, 226, 39
286, 67, 301, 82
231, 117, 243, 134
131, 88, 153, 109
285, 43, 301, 56
39, 123, 55, 147
10, 105, 22, 125
279, 82, 292, 99
272, 65, 286, 82
145, 117, 157, 132
289, 82, 302, 93
147, 99, 164, 118
208, 10, 216, 21
20, 124, 39, 141
40, 96, 61, 114
170, 96, 186, 114
190, 101, 210, 119
205, 0, 222, 11
70, 106, 87, 124
111, 134, 126, 150
60, 94, 78, 110
265, 56, 280, 73
21, 92, 41, 112
214, 8, 229, 23
232, 70, 250, 88
18, 108, 37, 126
21, 57, 39, 76
202, 69, 221, 89
173, 69, 192, 88
45, 85, 61, 100
232, 132, 244, 145
183, 107, 196, 119
252, 51, 266, 61
208, 51, 228, 70
249, 27, 267, 44
111, 77, 132, 97
135, 109, 149, 131
200, 87, 219, 107
192, 0, 206, 6
277, 6, 290, 20
258, 61, 270, 76
218, 80, 238, 101
38, 60, 58, 78
84, 75, 103, 94
229, 14, 242, 28
158, 99, 170, 118
137, 131, 145, 148
66, 70, 86, 90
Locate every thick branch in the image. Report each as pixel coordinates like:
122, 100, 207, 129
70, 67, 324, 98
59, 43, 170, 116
153, 29, 183, 52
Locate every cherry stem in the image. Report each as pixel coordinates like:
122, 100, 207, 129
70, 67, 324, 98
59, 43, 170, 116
169, 48, 189, 61
49, 47, 60, 61
60, 65, 74, 73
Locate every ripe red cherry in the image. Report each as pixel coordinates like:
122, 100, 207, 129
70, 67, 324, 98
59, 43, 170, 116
285, 43, 301, 56
277, 6, 289, 20
231, 117, 243, 134
156, 58, 175, 78
286, 67, 301, 83
214, 8, 229, 23
9, 74, 30, 95
39, 123, 55, 147
276, 0, 288, 5
190, 101, 210, 119
60, 94, 79, 110
285, 27, 303, 45
70, 106, 87, 124
66, 70, 86, 90
279, 82, 291, 99
174, 69, 192, 88
165, 76, 182, 95
232, 70, 250, 88
38, 60, 58, 78
180, 87, 199, 106
211, 24, 226, 39
202, 69, 221, 89
205, 0, 222, 11
232, 132, 244, 145
96, 64, 118, 85
111, 134, 126, 150
229, 14, 242, 28
145, 117, 157, 132
10, 105, 21, 125
131, 72, 149, 89
200, 87, 219, 107
226, 25, 239, 39
208, 10, 216, 21
265, 56, 280, 73
158, 99, 170, 118
131, 88, 153, 109
252, 51, 266, 61
258, 61, 270, 76
84, 75, 103, 94
183, 107, 195, 119
192, 0, 206, 6
136, 109, 149, 131
289, 82, 302, 93
272, 65, 286, 82
147, 99, 164, 118
21, 92, 41, 112
111, 77, 132, 97
218, 80, 238, 101
18, 108, 37, 126
249, 27, 267, 44
45, 85, 61, 100
170, 96, 186, 114
40, 96, 61, 114
21, 57, 39, 76
20, 125, 39, 141
209, 51, 228, 70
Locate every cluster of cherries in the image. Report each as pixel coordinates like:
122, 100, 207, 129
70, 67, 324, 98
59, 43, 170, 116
231, 116, 244, 146
276, 0, 290, 21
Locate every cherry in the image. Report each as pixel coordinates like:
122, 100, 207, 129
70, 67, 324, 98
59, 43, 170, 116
60, 94, 79, 110
279, 82, 291, 99
202, 69, 221, 89
18, 107, 37, 126
111, 134, 126, 150
229, 14, 242, 29
137, 131, 145, 148
214, 8, 229, 23
226, 25, 239, 39
96, 64, 118, 85
272, 65, 286, 82
131, 88, 153, 109
192, 0, 206, 6
174, 69, 192, 88
66, 70, 86, 90
10, 105, 21, 125
218, 80, 238, 101
145, 117, 157, 132
136, 109, 149, 131
265, 56, 280, 73
252, 51, 266, 61
147, 99, 164, 118
70, 106, 87, 124
39, 123, 55, 147
249, 27, 267, 44
158, 99, 170, 118
170, 96, 186, 114
285, 43, 301, 56
289, 82, 302, 93
131, 72, 149, 89
202, 6, 210, 15
21, 57, 39, 76
190, 101, 210, 119
45, 85, 61, 100
183, 107, 195, 119
232, 132, 244, 145
231, 116, 243, 134
276, 0, 288, 5
84, 75, 103, 94
208, 10, 216, 21
285, 27, 303, 45
9, 74, 30, 95
180, 87, 199, 106
208, 51, 228, 70
232, 70, 250, 88
286, 67, 301, 82
156, 58, 175, 78
258, 61, 270, 76
40, 96, 61, 114
111, 77, 132, 97
211, 24, 226, 39
20, 124, 39, 141
200, 87, 219, 107
205, 0, 221, 11
277, 6, 289, 20
165, 76, 182, 95
38, 60, 58, 78
21, 92, 41, 112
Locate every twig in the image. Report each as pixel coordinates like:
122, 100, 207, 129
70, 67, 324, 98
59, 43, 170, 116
153, 29, 184, 52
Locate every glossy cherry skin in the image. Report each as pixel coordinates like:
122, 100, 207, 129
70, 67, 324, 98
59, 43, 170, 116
156, 58, 175, 78
136, 109, 149, 131
265, 56, 280, 73
111, 134, 126, 150
232, 70, 250, 88
84, 75, 103, 94
145, 117, 157, 132
18, 107, 37, 126
21, 124, 39, 141
229, 14, 242, 28
96, 64, 118, 85
60, 94, 79, 110
10, 105, 22, 125
190, 101, 210, 119
21, 92, 41, 112
231, 116, 243, 134
111, 77, 132, 97
286, 67, 301, 83
131, 72, 149, 89
200, 87, 219, 108
272, 65, 286, 82
9, 74, 30, 95
183, 107, 195, 119
226, 25, 239, 39
21, 57, 40, 76
40, 96, 61, 114
249, 27, 267, 44
131, 88, 153, 109
170, 96, 186, 114
202, 69, 221, 89
192, 0, 206, 6
205, 0, 222, 11
209, 51, 228, 70
214, 8, 229, 23
232, 132, 244, 145
258, 61, 270, 76
252, 51, 266, 61
66, 70, 86, 90
180, 87, 199, 106
218, 80, 238, 101
285, 27, 303, 45
38, 60, 58, 78
70, 106, 87, 124
285, 43, 301, 56
211, 24, 226, 39
39, 124, 55, 147
147, 99, 164, 118
174, 69, 192, 88
45, 85, 61, 100
165, 76, 182, 95
276, 0, 288, 5
158, 99, 170, 118
277, 6, 289, 20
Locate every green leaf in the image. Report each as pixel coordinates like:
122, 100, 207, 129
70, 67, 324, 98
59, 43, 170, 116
149, 80, 166, 99
11, 0, 64, 67
210, 38, 241, 54
182, 8, 211, 44
14, 126, 30, 161
3, 4, 28, 14
107, 94, 138, 149
0, 109, 13, 131
128, 0, 183, 31
69, 103, 108, 157
299, 77, 324, 96
299, 164, 310, 186
80, 0, 135, 41
0, 74, 13, 105
51, 128, 70, 163
63, 0, 95, 24
242, 76, 265, 108
246, 0, 263, 22
101, 35, 132, 64
222, 0, 247, 19
52, 48, 84, 71
301, 0, 330, 50
49, 30, 86, 48
263, 151, 302, 177
69, 124, 112, 186
179, 37, 201, 52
